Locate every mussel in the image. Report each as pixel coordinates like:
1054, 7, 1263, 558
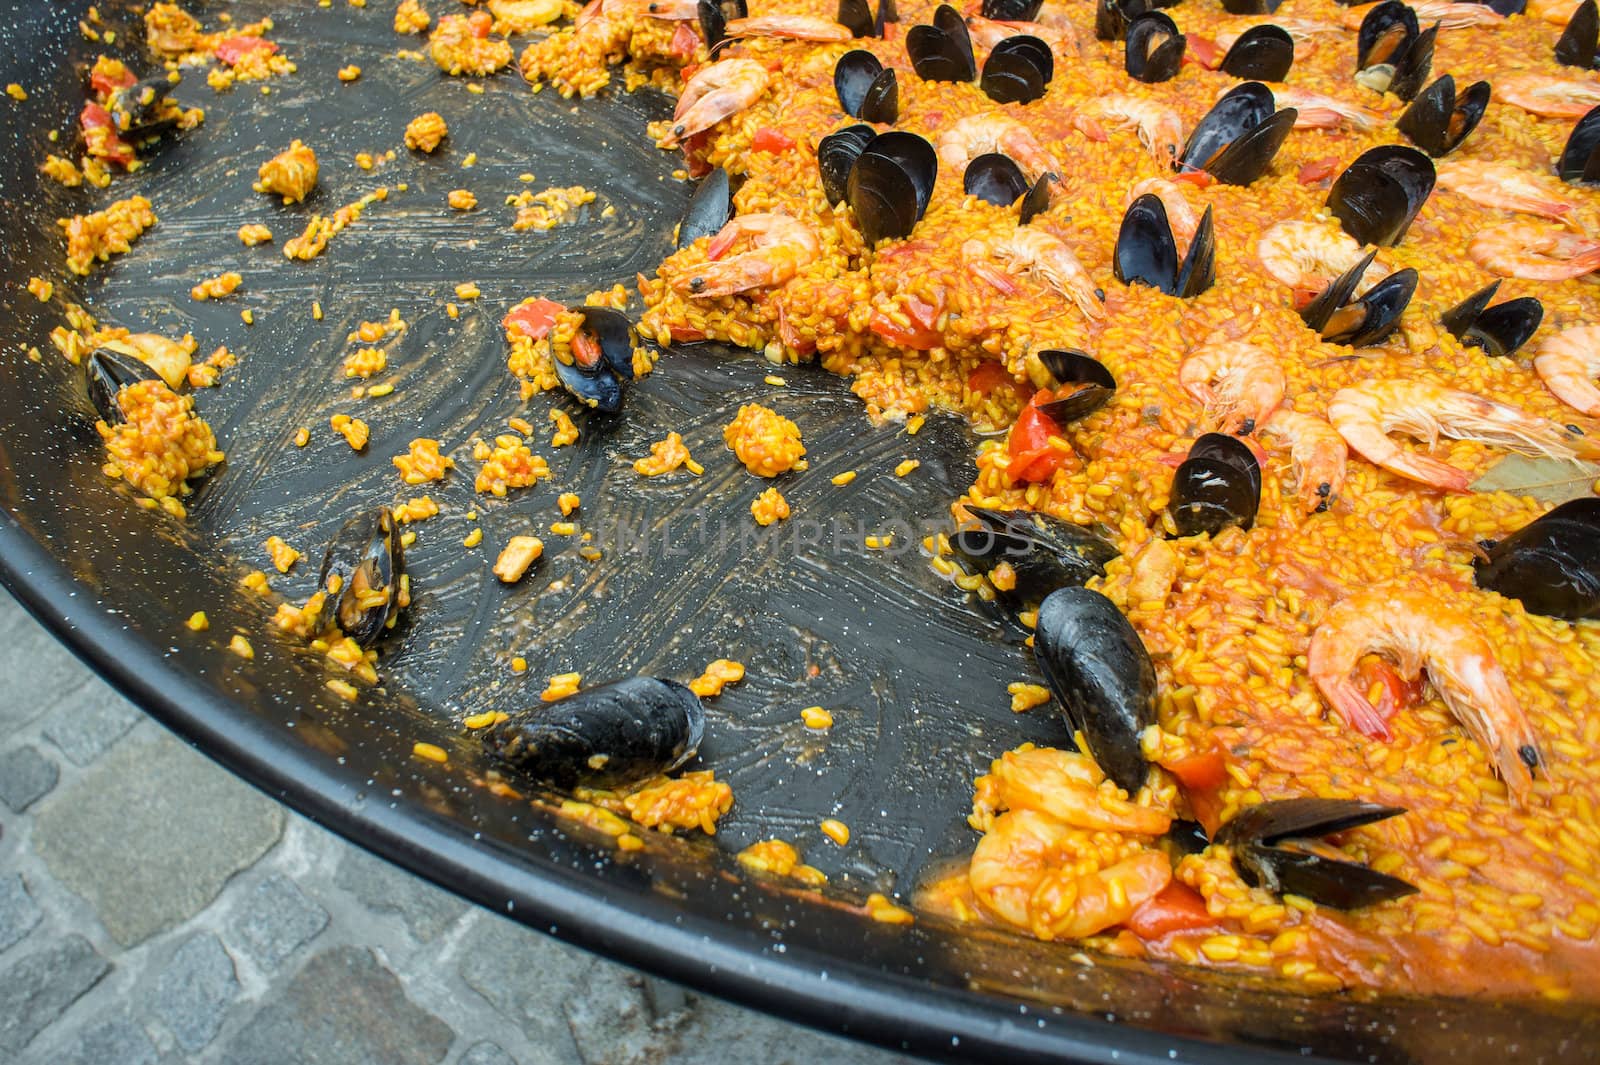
1218, 24, 1294, 82
1440, 281, 1543, 357
951, 505, 1120, 608
983, 0, 1042, 17
1556, 0, 1599, 69
1168, 433, 1261, 536
1032, 587, 1155, 794
552, 306, 639, 413
1125, 11, 1185, 83
1221, 0, 1281, 13
1299, 249, 1417, 347
1215, 798, 1418, 909
1326, 144, 1435, 247
1095, 0, 1156, 42
906, 4, 976, 82
844, 130, 938, 244
1035, 348, 1117, 422
837, 0, 894, 38
1114, 194, 1215, 298
85, 346, 165, 424
1559, 105, 1600, 185
834, 50, 899, 123
318, 506, 405, 649
482, 677, 706, 790
1474, 498, 1600, 620
963, 153, 1053, 222
981, 34, 1053, 104
1176, 81, 1297, 186
817, 123, 877, 205
1396, 75, 1490, 158
677, 167, 733, 249
1354, 1, 1435, 100
697, 0, 746, 53
105, 73, 186, 142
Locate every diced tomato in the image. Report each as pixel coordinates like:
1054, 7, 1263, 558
79, 102, 135, 166
502, 298, 565, 341
1355, 656, 1425, 720
1185, 34, 1222, 70
1007, 400, 1077, 483
468, 10, 493, 35
869, 294, 942, 350
1162, 749, 1228, 792
668, 324, 707, 342
89, 64, 136, 97
1124, 883, 1215, 940
751, 126, 795, 154
1298, 157, 1339, 186
965, 360, 1013, 396
215, 35, 278, 66
669, 22, 699, 58
1171, 169, 1215, 189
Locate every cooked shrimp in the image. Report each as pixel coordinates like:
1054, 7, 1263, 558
1095, 96, 1183, 167
1497, 74, 1600, 118
937, 113, 1061, 182
671, 213, 819, 297
1178, 341, 1286, 435
962, 228, 1104, 320
1327, 379, 1600, 492
1270, 87, 1384, 133
1528, 0, 1584, 24
1468, 222, 1600, 281
1308, 584, 1540, 804
666, 58, 769, 146
1260, 408, 1349, 513
1534, 325, 1600, 417
1340, 0, 1503, 29
1256, 220, 1384, 299
1435, 160, 1578, 225
974, 747, 1173, 836
723, 14, 852, 41
969, 809, 1173, 940
965, 14, 1079, 58
1128, 178, 1199, 245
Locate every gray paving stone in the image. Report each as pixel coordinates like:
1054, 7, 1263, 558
0, 745, 58, 811
0, 596, 97, 732
336, 845, 466, 943
42, 694, 142, 767
458, 916, 586, 1063
218, 946, 453, 1065
461, 1042, 518, 1065
0, 873, 42, 952
0, 933, 110, 1055
151, 933, 239, 1052
673, 995, 920, 1065
55, 1015, 158, 1065
232, 873, 330, 972
31, 733, 283, 945
564, 958, 685, 1065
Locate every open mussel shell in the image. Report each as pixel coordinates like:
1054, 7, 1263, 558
107, 74, 181, 141
698, 0, 746, 52
837, 0, 883, 37
85, 347, 165, 424
1440, 281, 1544, 357
1125, 11, 1184, 83
1169, 433, 1261, 536
846, 130, 937, 244
1177, 81, 1296, 186
1301, 252, 1417, 347
1559, 105, 1600, 185
1221, 0, 1281, 13
951, 506, 1119, 608
981, 34, 1053, 104
1396, 75, 1489, 158
677, 167, 733, 249
907, 4, 976, 82
1327, 144, 1435, 247
835, 50, 899, 123
1556, 0, 1599, 69
1474, 498, 1600, 620
818, 123, 876, 204
1096, 0, 1155, 42
554, 306, 638, 413
1035, 348, 1117, 422
1216, 798, 1417, 909
1114, 196, 1215, 298
318, 506, 405, 649
1032, 587, 1155, 795
964, 152, 1029, 206
1018, 173, 1051, 224
1219, 24, 1293, 82
983, 0, 1043, 18
1356, 3, 1433, 100
482, 677, 706, 790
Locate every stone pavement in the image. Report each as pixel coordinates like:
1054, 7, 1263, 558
0, 591, 922, 1065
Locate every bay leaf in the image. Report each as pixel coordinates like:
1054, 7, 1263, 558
1470, 454, 1600, 506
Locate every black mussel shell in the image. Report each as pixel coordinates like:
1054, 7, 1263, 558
1178, 206, 1217, 298
1217, 798, 1416, 909
1356, 1, 1417, 73
858, 68, 899, 123
678, 167, 733, 249
981, 34, 1053, 104
1389, 22, 1436, 101
1440, 281, 1544, 357
554, 357, 622, 413
836, 51, 899, 123
85, 347, 164, 424
1019, 173, 1052, 224
1115, 193, 1178, 292
965, 152, 1029, 206
818, 123, 876, 204
1475, 498, 1600, 620
482, 677, 706, 790
1167, 819, 1213, 856
1559, 105, 1600, 185
1301, 252, 1417, 347
1221, 0, 1281, 12
1218, 797, 1408, 847
952, 506, 1119, 608
1035, 348, 1117, 421
1556, 0, 1599, 69
1220, 24, 1294, 81
1300, 249, 1374, 332
1327, 144, 1435, 247
1169, 433, 1261, 535
847, 130, 937, 243
107, 74, 180, 141
698, 0, 746, 51
984, 0, 1043, 18
1096, 0, 1155, 41
907, 4, 977, 82
1396, 75, 1489, 157
1177, 81, 1295, 186
1033, 587, 1155, 794
576, 306, 640, 381
837, 0, 878, 37
318, 506, 405, 649
1125, 11, 1185, 83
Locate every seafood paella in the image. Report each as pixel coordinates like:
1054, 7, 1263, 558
32, 0, 1600, 1008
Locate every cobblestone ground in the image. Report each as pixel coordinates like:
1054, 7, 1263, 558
0, 591, 924, 1065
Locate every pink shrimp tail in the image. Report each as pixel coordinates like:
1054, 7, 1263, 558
1319, 678, 1396, 740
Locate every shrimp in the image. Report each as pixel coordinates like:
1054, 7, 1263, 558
973, 747, 1173, 836
599, 0, 700, 17
1534, 325, 1600, 417
1095, 96, 1183, 167
962, 228, 1104, 320
1128, 178, 1199, 246
723, 14, 852, 41
671, 213, 819, 297
1528, 0, 1584, 24
666, 58, 769, 146
1326, 379, 1600, 492
1269, 87, 1384, 133
1468, 222, 1600, 281
965, 14, 1079, 60
1256, 220, 1384, 300
1260, 408, 1349, 513
1497, 74, 1600, 118
1435, 160, 1578, 225
1178, 341, 1286, 435
1340, 0, 1503, 30
937, 113, 1062, 182
1307, 584, 1540, 804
